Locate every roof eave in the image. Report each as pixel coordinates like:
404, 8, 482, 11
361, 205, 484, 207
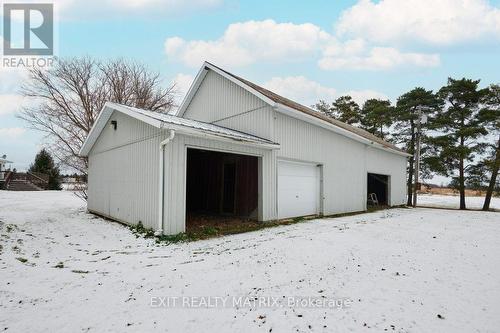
174, 65, 210, 117
80, 102, 280, 157
79, 102, 163, 157
79, 104, 112, 157
161, 122, 280, 149
274, 103, 411, 158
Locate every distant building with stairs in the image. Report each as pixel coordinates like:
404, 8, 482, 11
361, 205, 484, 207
0, 155, 49, 191
0, 155, 13, 186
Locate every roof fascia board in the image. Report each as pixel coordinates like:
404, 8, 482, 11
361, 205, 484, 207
109, 103, 163, 128
79, 104, 113, 156
274, 103, 411, 158
160, 123, 280, 150
79, 102, 163, 156
175, 65, 209, 117
80, 102, 279, 156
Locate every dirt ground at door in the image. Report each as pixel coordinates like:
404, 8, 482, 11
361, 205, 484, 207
186, 213, 264, 235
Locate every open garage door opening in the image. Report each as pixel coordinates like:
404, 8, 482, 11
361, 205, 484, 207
367, 173, 389, 206
185, 148, 259, 231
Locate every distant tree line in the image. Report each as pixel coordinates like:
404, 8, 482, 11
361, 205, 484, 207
313, 79, 499, 211
60, 173, 87, 182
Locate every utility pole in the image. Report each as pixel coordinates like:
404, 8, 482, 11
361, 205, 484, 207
413, 106, 428, 207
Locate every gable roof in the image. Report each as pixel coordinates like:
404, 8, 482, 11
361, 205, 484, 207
79, 102, 280, 156
177, 62, 409, 157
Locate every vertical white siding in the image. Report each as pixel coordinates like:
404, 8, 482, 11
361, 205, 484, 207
182, 71, 274, 140
87, 111, 163, 229
273, 112, 407, 215
365, 147, 407, 206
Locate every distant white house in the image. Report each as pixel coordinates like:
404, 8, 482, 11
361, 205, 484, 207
0, 155, 13, 181
80, 62, 409, 235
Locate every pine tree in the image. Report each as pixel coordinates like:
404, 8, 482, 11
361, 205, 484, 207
312, 100, 334, 118
331, 95, 362, 125
312, 96, 362, 125
466, 162, 489, 193
360, 99, 393, 139
29, 149, 62, 190
429, 78, 488, 210
393, 87, 442, 206
479, 84, 500, 210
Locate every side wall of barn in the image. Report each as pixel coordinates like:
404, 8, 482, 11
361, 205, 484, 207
273, 111, 407, 215
87, 111, 165, 229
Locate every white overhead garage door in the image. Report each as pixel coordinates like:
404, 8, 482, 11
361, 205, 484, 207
277, 160, 320, 219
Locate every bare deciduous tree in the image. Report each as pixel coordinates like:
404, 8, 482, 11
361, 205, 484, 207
20, 57, 176, 174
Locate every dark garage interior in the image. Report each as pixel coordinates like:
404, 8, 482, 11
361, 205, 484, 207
186, 148, 259, 229
367, 173, 389, 206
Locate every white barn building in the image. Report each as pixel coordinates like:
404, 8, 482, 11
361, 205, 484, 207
80, 62, 409, 235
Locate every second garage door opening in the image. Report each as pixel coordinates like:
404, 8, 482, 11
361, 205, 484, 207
367, 173, 389, 206
185, 148, 259, 229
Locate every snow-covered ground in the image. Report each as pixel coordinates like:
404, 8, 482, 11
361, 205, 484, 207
418, 194, 500, 210
1, 191, 499, 332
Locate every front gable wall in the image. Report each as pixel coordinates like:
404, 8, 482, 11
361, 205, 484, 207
89, 110, 160, 155
182, 70, 274, 140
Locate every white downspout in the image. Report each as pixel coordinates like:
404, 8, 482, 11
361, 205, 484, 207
156, 129, 175, 235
